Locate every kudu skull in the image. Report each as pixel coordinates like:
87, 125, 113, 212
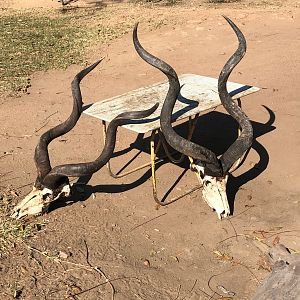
12, 60, 158, 219
133, 16, 253, 219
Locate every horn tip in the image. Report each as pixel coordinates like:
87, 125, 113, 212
222, 15, 234, 26
148, 102, 159, 115
133, 22, 139, 35
92, 58, 104, 68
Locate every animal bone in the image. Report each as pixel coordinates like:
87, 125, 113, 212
11, 185, 71, 219
192, 162, 230, 219
12, 60, 158, 219
133, 17, 253, 218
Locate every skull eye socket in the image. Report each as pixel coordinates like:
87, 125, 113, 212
42, 193, 50, 200
204, 180, 211, 186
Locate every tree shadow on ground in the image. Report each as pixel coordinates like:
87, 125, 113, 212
49, 105, 276, 215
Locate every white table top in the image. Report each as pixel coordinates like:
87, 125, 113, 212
83, 74, 260, 134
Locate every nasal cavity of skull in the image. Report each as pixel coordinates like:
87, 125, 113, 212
214, 209, 226, 216
200, 170, 205, 179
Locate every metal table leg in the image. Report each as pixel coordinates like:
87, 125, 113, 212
103, 114, 206, 206
102, 98, 249, 206
151, 115, 202, 207
102, 120, 163, 179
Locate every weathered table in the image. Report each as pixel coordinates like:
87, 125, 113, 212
83, 74, 260, 205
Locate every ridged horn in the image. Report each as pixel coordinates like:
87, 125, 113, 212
34, 60, 103, 187
133, 23, 223, 177
41, 103, 159, 190
218, 16, 253, 174
34, 59, 159, 190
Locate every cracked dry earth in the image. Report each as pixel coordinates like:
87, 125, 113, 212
1, 2, 300, 300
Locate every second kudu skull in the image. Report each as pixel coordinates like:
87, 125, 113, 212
133, 17, 253, 219
12, 60, 158, 219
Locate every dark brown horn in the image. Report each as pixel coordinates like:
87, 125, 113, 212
41, 103, 159, 190
219, 16, 253, 174
34, 60, 103, 186
133, 23, 222, 177
34, 59, 159, 190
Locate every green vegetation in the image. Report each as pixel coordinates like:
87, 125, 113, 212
0, 14, 94, 93
0, 8, 148, 95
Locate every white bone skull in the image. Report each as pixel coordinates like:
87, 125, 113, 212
133, 18, 253, 220
10, 60, 159, 219
11, 185, 71, 219
192, 162, 230, 219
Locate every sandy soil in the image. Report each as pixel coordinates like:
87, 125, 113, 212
0, 1, 300, 299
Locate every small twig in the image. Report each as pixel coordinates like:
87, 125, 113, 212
227, 218, 238, 242
0, 153, 12, 160
265, 230, 300, 240
44, 111, 58, 121
198, 288, 212, 299
218, 229, 300, 246
16, 182, 34, 189
228, 206, 254, 219
25, 243, 97, 271
130, 212, 167, 232
207, 271, 227, 298
0, 176, 20, 183
181, 279, 197, 300
83, 239, 115, 300
72, 276, 135, 297
0, 133, 32, 139
34, 111, 59, 134
213, 247, 260, 286
233, 260, 260, 284
208, 291, 216, 300
34, 120, 50, 133
217, 234, 248, 245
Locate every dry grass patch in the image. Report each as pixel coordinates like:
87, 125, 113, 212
0, 187, 46, 253
0, 7, 165, 95
0, 13, 94, 94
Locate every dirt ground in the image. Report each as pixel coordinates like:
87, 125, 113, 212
1, 0, 300, 299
